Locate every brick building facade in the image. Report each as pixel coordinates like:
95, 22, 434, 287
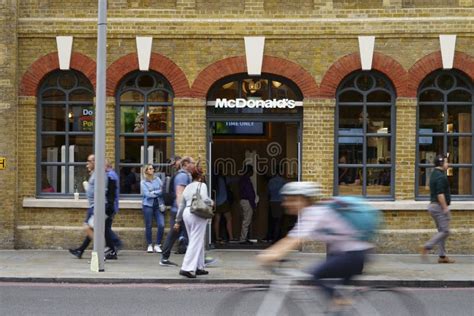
0, 0, 473, 253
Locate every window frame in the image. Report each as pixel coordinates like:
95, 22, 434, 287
115, 71, 175, 197
334, 71, 397, 199
36, 70, 95, 197
415, 69, 474, 199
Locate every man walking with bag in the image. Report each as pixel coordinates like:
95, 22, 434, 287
421, 154, 455, 264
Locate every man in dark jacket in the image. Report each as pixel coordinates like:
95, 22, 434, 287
421, 154, 455, 264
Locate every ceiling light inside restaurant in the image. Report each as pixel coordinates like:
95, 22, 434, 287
272, 81, 282, 88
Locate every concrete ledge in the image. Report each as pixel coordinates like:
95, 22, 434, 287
23, 198, 474, 210
22, 198, 142, 209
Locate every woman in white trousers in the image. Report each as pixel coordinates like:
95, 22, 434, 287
175, 166, 213, 278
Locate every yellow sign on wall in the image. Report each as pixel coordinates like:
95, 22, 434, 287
0, 157, 5, 170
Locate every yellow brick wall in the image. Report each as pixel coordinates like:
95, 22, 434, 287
302, 99, 335, 197
6, 0, 474, 251
395, 98, 417, 199
174, 98, 207, 170
0, 0, 18, 248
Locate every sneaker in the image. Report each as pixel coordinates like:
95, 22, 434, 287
147, 244, 153, 253
438, 256, 455, 264
68, 248, 83, 259
196, 269, 209, 275
104, 247, 113, 256
204, 256, 218, 266
159, 259, 178, 267
179, 270, 196, 279
105, 251, 118, 260
154, 244, 162, 253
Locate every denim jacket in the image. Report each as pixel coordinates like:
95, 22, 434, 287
141, 177, 164, 207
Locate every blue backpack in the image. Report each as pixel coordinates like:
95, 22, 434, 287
326, 196, 382, 242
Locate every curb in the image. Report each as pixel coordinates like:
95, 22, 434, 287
1, 277, 472, 288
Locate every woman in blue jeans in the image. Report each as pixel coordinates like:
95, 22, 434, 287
141, 164, 165, 253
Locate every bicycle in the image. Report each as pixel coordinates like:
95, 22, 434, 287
214, 261, 427, 316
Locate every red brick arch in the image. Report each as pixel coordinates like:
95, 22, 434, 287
407, 51, 474, 97
319, 52, 409, 98
20, 52, 97, 96
106, 53, 190, 97
190, 56, 319, 99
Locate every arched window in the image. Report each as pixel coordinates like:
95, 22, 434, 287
207, 73, 303, 115
335, 71, 396, 198
37, 70, 94, 196
416, 70, 474, 198
116, 71, 174, 195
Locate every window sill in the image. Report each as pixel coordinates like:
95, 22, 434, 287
369, 200, 474, 210
22, 198, 474, 210
22, 198, 142, 209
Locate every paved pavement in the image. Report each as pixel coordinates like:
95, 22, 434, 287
0, 250, 472, 287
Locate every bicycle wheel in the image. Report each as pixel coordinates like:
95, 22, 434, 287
214, 286, 305, 316
352, 286, 427, 316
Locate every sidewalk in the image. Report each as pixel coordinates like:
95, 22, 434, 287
0, 250, 472, 287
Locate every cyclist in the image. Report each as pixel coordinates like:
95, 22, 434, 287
257, 181, 374, 304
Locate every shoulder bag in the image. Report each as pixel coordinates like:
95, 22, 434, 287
190, 183, 214, 219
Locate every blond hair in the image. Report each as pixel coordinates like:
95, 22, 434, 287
143, 164, 155, 181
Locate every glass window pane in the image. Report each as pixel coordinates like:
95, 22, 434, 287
147, 106, 172, 133
337, 163, 355, 184
148, 90, 170, 102
338, 90, 363, 102
42, 105, 65, 131
41, 165, 61, 193
212, 81, 239, 99
367, 90, 391, 102
367, 137, 391, 164
375, 77, 389, 89
367, 167, 391, 186
436, 74, 455, 91
367, 106, 391, 133
119, 166, 141, 194
137, 74, 155, 90
417, 166, 433, 196
120, 106, 144, 133
242, 79, 269, 100
120, 136, 144, 164
58, 71, 77, 90
355, 74, 375, 91
447, 105, 471, 133
338, 167, 362, 195
72, 164, 90, 193
120, 90, 145, 102
41, 135, 65, 161
271, 81, 298, 100
70, 89, 93, 101
419, 105, 444, 133
419, 89, 443, 102
448, 90, 472, 102
69, 136, 93, 162
147, 137, 173, 164
338, 106, 363, 130
448, 167, 472, 195
42, 89, 66, 101
448, 136, 471, 164
69, 106, 94, 132
418, 136, 443, 165
338, 142, 363, 164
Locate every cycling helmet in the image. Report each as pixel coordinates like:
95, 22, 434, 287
280, 181, 322, 198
